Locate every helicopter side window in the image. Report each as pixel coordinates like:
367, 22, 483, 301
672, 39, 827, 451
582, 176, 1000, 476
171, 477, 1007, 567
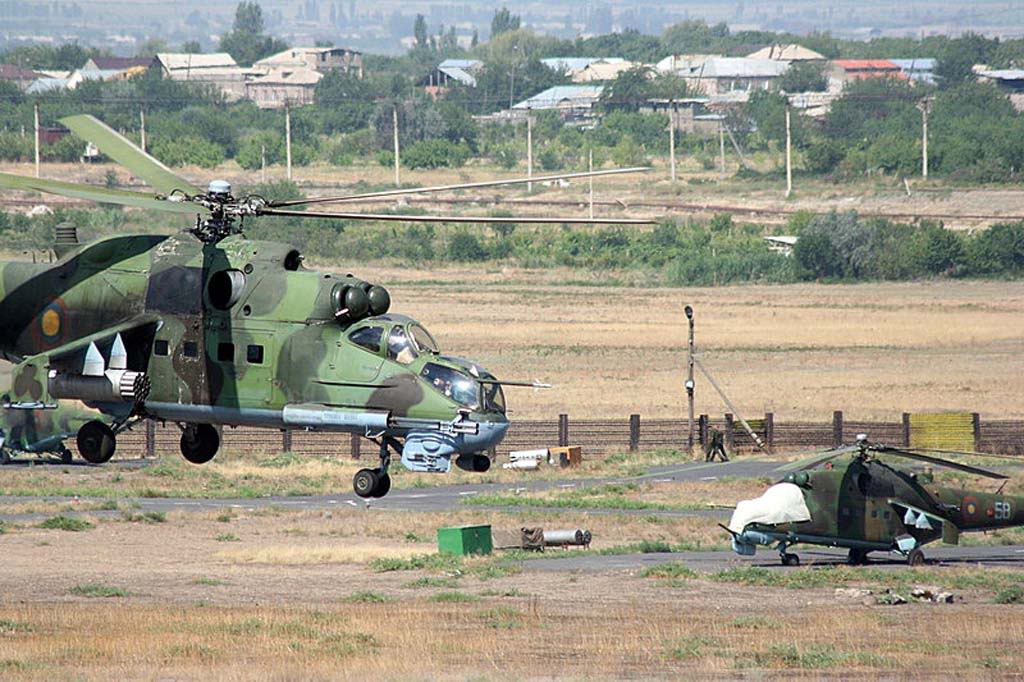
480, 372, 506, 414
154, 340, 169, 356
387, 327, 418, 365
217, 343, 234, 362
182, 341, 198, 358
247, 344, 264, 364
348, 326, 384, 354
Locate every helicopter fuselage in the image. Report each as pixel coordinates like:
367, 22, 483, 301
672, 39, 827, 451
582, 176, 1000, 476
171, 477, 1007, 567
0, 233, 508, 477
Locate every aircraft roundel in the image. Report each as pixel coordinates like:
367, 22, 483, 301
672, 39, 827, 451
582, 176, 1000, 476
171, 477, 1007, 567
962, 496, 979, 519
38, 299, 67, 345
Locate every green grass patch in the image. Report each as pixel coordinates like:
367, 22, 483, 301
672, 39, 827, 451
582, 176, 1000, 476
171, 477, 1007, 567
462, 482, 702, 512
479, 588, 526, 597
666, 635, 717, 661
38, 515, 93, 532
729, 615, 778, 630
121, 511, 166, 524
70, 584, 130, 598
403, 576, 460, 589
191, 577, 226, 586
994, 585, 1024, 604
429, 591, 481, 603
640, 562, 698, 580
214, 533, 240, 542
479, 606, 524, 629
0, 619, 32, 634
749, 644, 889, 669
712, 566, 1024, 592
370, 553, 462, 573
342, 591, 391, 604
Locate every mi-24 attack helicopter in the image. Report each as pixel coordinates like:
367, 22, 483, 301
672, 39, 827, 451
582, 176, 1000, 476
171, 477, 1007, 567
722, 436, 1024, 566
0, 114, 655, 497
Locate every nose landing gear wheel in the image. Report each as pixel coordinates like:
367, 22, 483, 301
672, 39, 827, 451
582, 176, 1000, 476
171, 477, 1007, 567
907, 548, 925, 567
77, 420, 116, 464
847, 548, 869, 565
781, 553, 800, 567
372, 473, 391, 498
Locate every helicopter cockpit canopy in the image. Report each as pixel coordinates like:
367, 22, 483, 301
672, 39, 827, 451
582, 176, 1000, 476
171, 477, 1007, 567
347, 315, 441, 364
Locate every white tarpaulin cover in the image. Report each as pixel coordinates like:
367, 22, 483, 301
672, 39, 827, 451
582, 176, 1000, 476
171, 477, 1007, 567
728, 482, 812, 533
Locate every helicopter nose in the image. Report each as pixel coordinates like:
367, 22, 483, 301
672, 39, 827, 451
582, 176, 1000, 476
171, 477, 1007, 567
462, 416, 509, 453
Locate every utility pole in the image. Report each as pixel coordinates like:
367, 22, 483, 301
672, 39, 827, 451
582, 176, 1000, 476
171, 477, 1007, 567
917, 98, 931, 179
139, 108, 146, 153
285, 105, 293, 181
718, 122, 726, 177
392, 104, 401, 187
588, 149, 594, 219
669, 101, 677, 183
685, 305, 695, 453
784, 106, 793, 198
526, 110, 533, 192
33, 102, 40, 178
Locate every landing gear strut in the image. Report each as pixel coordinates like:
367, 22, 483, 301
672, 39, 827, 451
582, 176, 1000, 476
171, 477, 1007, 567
847, 548, 870, 565
180, 424, 220, 464
353, 437, 399, 498
77, 420, 116, 464
777, 543, 800, 566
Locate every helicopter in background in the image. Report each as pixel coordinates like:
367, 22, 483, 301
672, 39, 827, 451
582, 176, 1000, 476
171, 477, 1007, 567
723, 436, 1023, 566
0, 114, 654, 497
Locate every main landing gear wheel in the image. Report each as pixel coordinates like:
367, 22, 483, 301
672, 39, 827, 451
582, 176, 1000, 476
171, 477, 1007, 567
847, 548, 869, 565
353, 468, 379, 498
782, 553, 800, 567
180, 424, 220, 464
907, 548, 926, 567
77, 420, 116, 464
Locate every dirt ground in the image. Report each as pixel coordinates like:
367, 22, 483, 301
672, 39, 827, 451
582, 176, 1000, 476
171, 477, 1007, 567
1, 507, 1023, 680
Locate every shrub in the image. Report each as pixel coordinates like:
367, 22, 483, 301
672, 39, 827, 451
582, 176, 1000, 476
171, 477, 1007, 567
39, 515, 93, 532
403, 139, 470, 169
150, 136, 225, 168
491, 144, 519, 169
447, 230, 489, 261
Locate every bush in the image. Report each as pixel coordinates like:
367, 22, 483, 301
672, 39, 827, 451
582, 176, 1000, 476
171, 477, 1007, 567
491, 144, 519, 169
610, 135, 647, 167
150, 135, 225, 168
537, 145, 565, 171
964, 222, 1024, 274
447, 230, 489, 261
235, 131, 281, 171
403, 139, 470, 169
0, 132, 32, 162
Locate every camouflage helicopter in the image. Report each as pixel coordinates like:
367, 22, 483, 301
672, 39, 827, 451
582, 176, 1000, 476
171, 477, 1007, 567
0, 114, 653, 497
723, 436, 1023, 566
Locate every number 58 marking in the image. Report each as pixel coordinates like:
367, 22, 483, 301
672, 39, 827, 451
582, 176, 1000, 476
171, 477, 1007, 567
994, 501, 1012, 521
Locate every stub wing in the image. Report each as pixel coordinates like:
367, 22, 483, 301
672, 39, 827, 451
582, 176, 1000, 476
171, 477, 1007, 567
728, 482, 812, 533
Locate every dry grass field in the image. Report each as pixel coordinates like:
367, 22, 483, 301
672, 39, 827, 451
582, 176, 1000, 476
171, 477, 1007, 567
352, 268, 1024, 423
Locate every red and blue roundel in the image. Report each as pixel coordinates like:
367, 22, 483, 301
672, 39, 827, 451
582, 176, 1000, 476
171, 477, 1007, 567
962, 496, 979, 520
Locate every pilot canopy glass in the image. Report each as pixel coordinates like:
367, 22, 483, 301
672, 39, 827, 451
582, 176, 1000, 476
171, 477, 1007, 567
422, 363, 479, 410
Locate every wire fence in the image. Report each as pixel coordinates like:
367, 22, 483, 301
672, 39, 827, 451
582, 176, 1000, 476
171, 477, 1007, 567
114, 411, 1024, 461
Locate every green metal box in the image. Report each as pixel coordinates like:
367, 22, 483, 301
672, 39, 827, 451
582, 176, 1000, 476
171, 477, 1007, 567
437, 525, 493, 556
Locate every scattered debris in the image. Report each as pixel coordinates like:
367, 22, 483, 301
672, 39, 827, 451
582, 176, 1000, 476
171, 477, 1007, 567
839, 585, 959, 606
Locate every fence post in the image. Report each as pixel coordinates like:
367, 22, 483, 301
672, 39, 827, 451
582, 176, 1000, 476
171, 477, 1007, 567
351, 433, 361, 460
724, 413, 735, 452
629, 414, 640, 452
765, 412, 774, 453
145, 420, 155, 459
972, 413, 981, 451
902, 413, 911, 447
832, 410, 844, 448
698, 414, 708, 447
281, 429, 292, 453
558, 413, 569, 447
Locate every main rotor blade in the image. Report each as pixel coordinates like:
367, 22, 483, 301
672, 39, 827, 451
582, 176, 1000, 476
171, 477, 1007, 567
60, 115, 202, 195
268, 167, 652, 208
259, 208, 656, 225
902, 446, 1022, 462
776, 445, 859, 472
0, 172, 205, 215
871, 446, 1009, 480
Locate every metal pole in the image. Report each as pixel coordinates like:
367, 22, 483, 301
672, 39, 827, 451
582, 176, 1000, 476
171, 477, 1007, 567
785, 106, 792, 198
139, 108, 146, 153
718, 121, 725, 177
527, 111, 533, 193
685, 305, 695, 452
693, 357, 767, 452
921, 102, 929, 179
285, 105, 292, 181
392, 104, 401, 187
588, 149, 594, 219
260, 144, 266, 183
669, 102, 677, 183
33, 102, 40, 178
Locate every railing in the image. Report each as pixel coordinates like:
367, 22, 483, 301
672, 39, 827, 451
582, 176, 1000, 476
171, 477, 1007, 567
113, 411, 1024, 460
